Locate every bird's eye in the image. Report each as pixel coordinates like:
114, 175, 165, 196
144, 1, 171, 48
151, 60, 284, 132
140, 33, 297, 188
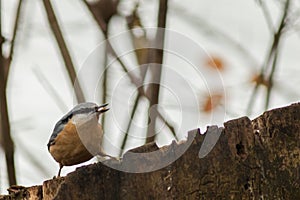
62, 114, 73, 124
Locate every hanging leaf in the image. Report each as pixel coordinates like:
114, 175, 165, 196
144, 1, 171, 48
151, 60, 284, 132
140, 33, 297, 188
205, 55, 225, 71
251, 73, 270, 88
202, 93, 223, 113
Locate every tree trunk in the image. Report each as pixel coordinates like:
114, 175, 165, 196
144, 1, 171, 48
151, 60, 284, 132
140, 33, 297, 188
1, 103, 300, 199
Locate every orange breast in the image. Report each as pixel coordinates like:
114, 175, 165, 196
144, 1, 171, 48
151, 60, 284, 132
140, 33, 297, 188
49, 120, 103, 166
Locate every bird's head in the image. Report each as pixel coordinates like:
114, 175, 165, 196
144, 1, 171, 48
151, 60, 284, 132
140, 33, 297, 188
70, 102, 109, 122
48, 103, 109, 150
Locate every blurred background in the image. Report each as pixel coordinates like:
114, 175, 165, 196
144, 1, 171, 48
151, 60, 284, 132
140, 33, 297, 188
1, 0, 300, 194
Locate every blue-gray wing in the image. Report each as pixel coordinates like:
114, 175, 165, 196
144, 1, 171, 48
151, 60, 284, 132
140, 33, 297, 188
47, 113, 72, 150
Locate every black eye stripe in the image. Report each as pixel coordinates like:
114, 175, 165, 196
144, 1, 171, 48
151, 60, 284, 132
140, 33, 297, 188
72, 107, 95, 115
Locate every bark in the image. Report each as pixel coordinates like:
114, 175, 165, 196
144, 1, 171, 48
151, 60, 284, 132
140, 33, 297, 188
1, 103, 300, 199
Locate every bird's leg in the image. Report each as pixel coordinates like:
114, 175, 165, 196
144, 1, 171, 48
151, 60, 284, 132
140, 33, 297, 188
57, 164, 63, 177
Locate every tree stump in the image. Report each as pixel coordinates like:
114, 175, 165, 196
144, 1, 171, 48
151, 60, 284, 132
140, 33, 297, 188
1, 103, 300, 199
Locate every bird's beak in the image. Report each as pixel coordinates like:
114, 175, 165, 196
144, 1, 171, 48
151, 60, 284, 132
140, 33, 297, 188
97, 103, 109, 113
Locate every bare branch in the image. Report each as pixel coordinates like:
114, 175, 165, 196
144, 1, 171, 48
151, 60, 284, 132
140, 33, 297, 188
265, 47, 279, 108
83, 0, 177, 145
146, 0, 168, 143
119, 93, 140, 157
42, 0, 85, 103
248, 0, 291, 112
265, 0, 290, 109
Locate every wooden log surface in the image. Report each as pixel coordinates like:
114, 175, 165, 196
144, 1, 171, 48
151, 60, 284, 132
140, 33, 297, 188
1, 103, 300, 199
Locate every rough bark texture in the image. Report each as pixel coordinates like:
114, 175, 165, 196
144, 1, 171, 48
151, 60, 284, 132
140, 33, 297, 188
1, 103, 300, 199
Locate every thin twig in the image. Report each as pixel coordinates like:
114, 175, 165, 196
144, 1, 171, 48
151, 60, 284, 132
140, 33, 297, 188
42, 0, 85, 103
265, 0, 290, 109
248, 0, 290, 112
125, 6, 179, 143
157, 110, 179, 141
101, 43, 109, 126
83, 0, 144, 91
119, 94, 140, 157
265, 46, 279, 108
0, 0, 16, 186
83, 0, 177, 144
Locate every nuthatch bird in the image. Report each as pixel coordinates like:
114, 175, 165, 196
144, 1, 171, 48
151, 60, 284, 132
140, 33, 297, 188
47, 102, 109, 177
